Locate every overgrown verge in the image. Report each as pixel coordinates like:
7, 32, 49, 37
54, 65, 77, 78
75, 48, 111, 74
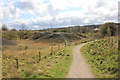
81, 37, 118, 78
2, 45, 73, 78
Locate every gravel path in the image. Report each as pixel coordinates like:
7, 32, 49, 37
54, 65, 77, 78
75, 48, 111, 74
67, 43, 95, 78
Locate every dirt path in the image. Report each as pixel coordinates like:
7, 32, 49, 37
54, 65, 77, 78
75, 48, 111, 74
67, 43, 95, 78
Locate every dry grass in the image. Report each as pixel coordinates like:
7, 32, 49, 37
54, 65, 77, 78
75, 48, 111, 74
2, 39, 75, 78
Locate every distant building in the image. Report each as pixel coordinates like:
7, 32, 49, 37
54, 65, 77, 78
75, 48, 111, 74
93, 28, 100, 31
93, 28, 100, 33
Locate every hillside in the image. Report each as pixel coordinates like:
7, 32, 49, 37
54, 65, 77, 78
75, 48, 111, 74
81, 37, 118, 78
31, 32, 86, 44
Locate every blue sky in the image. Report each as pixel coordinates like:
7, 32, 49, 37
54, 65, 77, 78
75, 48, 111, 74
0, 0, 119, 30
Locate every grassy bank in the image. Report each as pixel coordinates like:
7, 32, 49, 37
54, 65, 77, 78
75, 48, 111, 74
81, 37, 118, 78
2, 40, 74, 78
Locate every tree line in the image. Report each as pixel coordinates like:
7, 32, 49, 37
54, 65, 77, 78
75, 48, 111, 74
1, 22, 118, 40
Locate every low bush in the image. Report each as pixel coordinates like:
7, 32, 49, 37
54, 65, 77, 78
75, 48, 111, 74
2, 31, 18, 40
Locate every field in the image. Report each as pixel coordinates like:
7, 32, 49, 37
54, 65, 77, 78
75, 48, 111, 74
81, 37, 118, 78
2, 31, 89, 78
1, 22, 119, 78
2, 40, 74, 78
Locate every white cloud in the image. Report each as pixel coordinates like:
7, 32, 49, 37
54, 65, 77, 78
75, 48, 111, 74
0, 0, 119, 29
33, 25, 39, 28
0, 1, 21, 20
19, 0, 45, 2
2, 6, 20, 18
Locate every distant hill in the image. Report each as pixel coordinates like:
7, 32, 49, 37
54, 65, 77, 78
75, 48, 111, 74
31, 32, 86, 44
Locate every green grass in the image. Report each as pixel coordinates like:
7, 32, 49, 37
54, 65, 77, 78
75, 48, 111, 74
81, 37, 118, 78
2, 40, 74, 78
47, 47, 73, 78
29, 46, 73, 78
2, 30, 93, 78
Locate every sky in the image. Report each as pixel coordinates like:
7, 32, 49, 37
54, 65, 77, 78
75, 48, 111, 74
0, 0, 119, 30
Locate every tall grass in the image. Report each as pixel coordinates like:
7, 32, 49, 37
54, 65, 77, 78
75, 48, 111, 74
2, 40, 73, 78
81, 37, 118, 78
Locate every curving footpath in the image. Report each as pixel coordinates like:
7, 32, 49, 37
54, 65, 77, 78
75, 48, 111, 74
67, 43, 95, 78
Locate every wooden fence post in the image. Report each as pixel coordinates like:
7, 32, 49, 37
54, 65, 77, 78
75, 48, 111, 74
25, 46, 28, 53
65, 42, 66, 47
111, 37, 113, 47
58, 44, 60, 50
39, 52, 41, 61
15, 59, 19, 69
51, 47, 53, 54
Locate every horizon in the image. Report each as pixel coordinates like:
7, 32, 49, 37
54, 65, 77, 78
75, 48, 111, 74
2, 22, 119, 31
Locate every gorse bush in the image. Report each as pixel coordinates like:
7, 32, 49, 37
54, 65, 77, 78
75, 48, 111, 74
99, 22, 117, 36
17, 31, 33, 40
81, 38, 118, 78
2, 31, 18, 40
11, 28, 17, 31
2, 31, 34, 40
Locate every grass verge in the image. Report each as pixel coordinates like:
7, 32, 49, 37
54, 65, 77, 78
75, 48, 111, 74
81, 37, 118, 78
2, 41, 74, 78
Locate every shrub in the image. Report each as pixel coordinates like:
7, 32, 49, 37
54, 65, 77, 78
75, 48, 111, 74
11, 28, 17, 31
99, 22, 117, 36
2, 31, 18, 40
2, 24, 9, 31
17, 31, 33, 40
